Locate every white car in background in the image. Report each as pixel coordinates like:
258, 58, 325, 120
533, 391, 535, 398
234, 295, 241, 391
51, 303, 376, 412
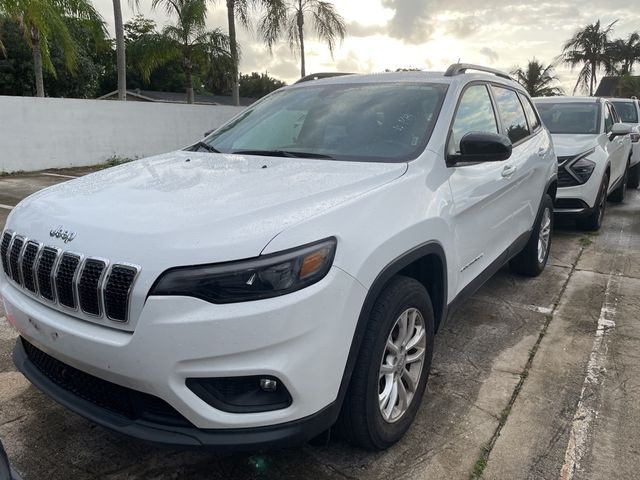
609, 98, 640, 188
534, 96, 632, 230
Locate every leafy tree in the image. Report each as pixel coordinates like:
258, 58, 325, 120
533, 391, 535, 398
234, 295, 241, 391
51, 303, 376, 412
260, 0, 345, 78
0, 15, 112, 97
0, 0, 104, 97
239, 71, 284, 97
511, 59, 563, 97
561, 20, 617, 96
131, 0, 231, 103
605, 32, 640, 75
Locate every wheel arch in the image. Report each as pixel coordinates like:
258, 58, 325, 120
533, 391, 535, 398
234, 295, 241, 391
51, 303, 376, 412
334, 242, 447, 415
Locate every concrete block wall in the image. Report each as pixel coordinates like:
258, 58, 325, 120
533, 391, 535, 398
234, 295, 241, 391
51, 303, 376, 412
0, 96, 245, 173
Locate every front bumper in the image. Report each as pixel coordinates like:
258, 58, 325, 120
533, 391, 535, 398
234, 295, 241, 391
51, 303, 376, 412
13, 338, 337, 449
554, 169, 603, 215
1, 266, 367, 445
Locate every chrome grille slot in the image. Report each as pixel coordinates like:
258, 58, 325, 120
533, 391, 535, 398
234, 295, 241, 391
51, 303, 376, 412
1, 231, 11, 276
1, 229, 140, 325
37, 247, 59, 301
21, 242, 41, 293
104, 265, 138, 322
9, 236, 25, 284
55, 253, 81, 309
78, 259, 106, 316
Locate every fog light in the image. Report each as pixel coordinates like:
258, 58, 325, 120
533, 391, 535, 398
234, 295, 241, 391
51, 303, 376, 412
186, 375, 292, 413
260, 378, 278, 392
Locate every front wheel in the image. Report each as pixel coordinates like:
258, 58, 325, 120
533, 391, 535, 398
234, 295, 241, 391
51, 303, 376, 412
577, 173, 608, 231
337, 276, 435, 450
609, 162, 629, 203
509, 194, 553, 277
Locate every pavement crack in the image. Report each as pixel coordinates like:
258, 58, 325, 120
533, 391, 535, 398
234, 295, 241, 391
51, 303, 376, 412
468, 245, 586, 479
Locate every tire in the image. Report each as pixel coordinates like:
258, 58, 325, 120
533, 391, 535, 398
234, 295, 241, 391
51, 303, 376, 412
609, 162, 629, 203
577, 172, 608, 231
509, 194, 553, 277
628, 163, 640, 189
337, 276, 435, 450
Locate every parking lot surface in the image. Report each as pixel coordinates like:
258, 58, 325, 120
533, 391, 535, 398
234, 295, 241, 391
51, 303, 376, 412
1, 171, 639, 480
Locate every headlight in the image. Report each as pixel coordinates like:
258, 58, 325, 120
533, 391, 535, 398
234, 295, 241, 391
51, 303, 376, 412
150, 238, 337, 303
631, 132, 639, 143
569, 157, 596, 183
564, 148, 596, 184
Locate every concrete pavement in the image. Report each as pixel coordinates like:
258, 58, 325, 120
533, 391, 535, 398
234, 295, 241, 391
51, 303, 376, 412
0, 170, 639, 479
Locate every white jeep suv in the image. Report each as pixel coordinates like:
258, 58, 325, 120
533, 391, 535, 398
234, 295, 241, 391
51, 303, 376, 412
534, 96, 632, 230
610, 97, 640, 188
1, 65, 557, 450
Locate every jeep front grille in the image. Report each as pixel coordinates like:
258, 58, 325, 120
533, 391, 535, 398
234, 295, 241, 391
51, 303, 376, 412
1, 230, 139, 323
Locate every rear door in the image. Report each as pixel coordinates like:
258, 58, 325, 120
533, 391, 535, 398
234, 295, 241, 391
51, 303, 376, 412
447, 83, 521, 294
490, 86, 550, 237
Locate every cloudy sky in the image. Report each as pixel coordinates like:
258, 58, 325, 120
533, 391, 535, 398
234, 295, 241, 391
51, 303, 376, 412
92, 0, 640, 93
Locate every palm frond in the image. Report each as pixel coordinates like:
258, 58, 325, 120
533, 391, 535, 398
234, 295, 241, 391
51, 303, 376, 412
310, 0, 344, 56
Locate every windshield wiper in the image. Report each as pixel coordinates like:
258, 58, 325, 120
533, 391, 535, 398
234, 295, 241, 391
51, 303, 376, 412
231, 149, 334, 160
188, 141, 222, 153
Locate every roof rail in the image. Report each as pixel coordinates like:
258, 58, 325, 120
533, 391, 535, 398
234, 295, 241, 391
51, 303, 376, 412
295, 72, 354, 84
444, 63, 512, 81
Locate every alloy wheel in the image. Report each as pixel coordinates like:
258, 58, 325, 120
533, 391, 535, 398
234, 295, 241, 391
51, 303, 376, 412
378, 308, 427, 423
537, 207, 552, 264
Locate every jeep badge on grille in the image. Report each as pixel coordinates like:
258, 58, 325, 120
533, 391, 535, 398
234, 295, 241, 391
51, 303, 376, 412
49, 226, 77, 243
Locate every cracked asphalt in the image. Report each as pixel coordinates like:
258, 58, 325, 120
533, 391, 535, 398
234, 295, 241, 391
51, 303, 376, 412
1, 170, 639, 480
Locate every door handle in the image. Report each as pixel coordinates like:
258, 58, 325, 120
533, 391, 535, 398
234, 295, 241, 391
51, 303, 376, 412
502, 165, 516, 177
537, 147, 547, 156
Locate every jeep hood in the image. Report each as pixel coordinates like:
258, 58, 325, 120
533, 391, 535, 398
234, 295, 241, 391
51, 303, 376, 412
8, 151, 406, 268
550, 134, 599, 158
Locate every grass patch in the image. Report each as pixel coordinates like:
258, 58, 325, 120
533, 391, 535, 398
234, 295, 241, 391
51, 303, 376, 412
100, 156, 134, 169
470, 445, 491, 479
579, 235, 593, 247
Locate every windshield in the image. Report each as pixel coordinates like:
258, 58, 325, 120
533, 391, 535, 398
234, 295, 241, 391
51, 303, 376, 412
611, 101, 639, 123
203, 82, 449, 162
535, 102, 601, 134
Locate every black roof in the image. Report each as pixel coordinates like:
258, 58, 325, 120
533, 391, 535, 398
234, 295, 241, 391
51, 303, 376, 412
595, 77, 620, 97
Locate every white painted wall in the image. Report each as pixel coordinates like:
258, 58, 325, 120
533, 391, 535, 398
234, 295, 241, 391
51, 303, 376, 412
0, 96, 245, 173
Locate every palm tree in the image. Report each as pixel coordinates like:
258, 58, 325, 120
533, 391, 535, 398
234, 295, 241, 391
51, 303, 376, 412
222, 0, 285, 106
259, 0, 345, 78
511, 59, 563, 97
0, 0, 104, 97
112, 0, 138, 100
132, 0, 231, 104
605, 32, 640, 75
561, 20, 617, 96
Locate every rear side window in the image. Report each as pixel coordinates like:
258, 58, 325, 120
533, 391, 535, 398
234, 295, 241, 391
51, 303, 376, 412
519, 93, 541, 131
492, 86, 530, 143
448, 84, 498, 155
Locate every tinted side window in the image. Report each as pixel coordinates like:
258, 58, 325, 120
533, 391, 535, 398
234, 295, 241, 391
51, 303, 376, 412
604, 103, 614, 132
519, 93, 541, 131
492, 86, 530, 143
448, 85, 498, 155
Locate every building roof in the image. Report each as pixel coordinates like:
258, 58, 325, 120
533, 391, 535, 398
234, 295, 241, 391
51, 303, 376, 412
98, 89, 255, 106
595, 77, 621, 97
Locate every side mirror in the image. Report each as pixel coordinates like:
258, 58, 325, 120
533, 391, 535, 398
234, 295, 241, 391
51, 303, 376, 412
609, 123, 632, 141
448, 132, 513, 164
